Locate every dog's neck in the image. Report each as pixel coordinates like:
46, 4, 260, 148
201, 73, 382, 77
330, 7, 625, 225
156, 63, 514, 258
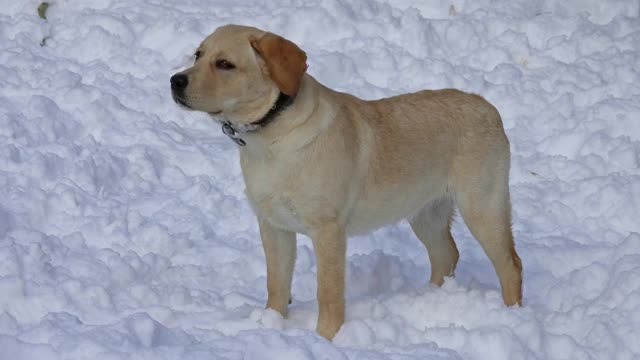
221, 92, 294, 146
235, 75, 330, 157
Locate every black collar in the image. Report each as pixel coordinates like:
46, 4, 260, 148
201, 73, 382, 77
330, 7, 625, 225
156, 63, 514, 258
221, 92, 293, 146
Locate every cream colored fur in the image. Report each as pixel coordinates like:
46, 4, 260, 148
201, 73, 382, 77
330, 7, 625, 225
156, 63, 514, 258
172, 24, 523, 340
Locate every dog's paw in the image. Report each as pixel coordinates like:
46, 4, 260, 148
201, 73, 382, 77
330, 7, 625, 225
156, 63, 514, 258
316, 316, 344, 340
252, 307, 285, 331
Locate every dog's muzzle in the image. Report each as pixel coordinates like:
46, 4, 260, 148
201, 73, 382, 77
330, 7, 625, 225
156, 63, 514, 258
170, 73, 188, 91
172, 93, 190, 108
170, 73, 190, 107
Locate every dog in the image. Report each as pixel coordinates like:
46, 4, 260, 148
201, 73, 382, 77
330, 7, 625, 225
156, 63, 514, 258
171, 24, 522, 340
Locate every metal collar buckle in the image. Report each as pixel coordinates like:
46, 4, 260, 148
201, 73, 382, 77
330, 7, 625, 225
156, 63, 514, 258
222, 121, 246, 146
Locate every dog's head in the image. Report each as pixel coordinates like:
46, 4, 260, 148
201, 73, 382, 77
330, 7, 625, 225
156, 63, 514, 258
170, 25, 307, 124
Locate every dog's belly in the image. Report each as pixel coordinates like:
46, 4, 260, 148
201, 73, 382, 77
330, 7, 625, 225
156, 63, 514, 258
346, 179, 447, 235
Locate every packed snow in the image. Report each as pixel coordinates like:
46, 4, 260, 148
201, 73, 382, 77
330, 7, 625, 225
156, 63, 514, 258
1, 0, 639, 359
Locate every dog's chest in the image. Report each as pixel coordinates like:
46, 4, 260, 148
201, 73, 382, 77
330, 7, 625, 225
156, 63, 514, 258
242, 158, 307, 233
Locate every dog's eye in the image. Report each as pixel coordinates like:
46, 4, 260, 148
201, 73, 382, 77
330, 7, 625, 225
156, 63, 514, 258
194, 50, 202, 61
215, 59, 236, 70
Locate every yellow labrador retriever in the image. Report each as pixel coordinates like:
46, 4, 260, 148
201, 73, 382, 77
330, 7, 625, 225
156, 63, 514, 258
171, 24, 522, 339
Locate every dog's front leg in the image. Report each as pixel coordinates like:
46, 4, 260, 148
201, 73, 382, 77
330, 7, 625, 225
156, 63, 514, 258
259, 219, 296, 316
311, 223, 346, 340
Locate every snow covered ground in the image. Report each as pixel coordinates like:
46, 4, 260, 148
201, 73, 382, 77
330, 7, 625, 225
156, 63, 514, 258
1, 0, 639, 359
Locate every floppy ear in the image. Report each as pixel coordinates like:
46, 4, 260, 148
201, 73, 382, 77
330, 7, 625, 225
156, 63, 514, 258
250, 33, 307, 96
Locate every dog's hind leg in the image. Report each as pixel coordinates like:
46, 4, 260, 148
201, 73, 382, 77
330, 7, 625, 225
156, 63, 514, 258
409, 196, 459, 286
452, 147, 523, 306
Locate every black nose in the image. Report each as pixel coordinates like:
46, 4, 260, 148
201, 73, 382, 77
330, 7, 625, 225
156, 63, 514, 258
170, 74, 188, 90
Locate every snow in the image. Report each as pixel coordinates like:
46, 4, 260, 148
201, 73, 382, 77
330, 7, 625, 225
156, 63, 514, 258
1, 0, 639, 359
